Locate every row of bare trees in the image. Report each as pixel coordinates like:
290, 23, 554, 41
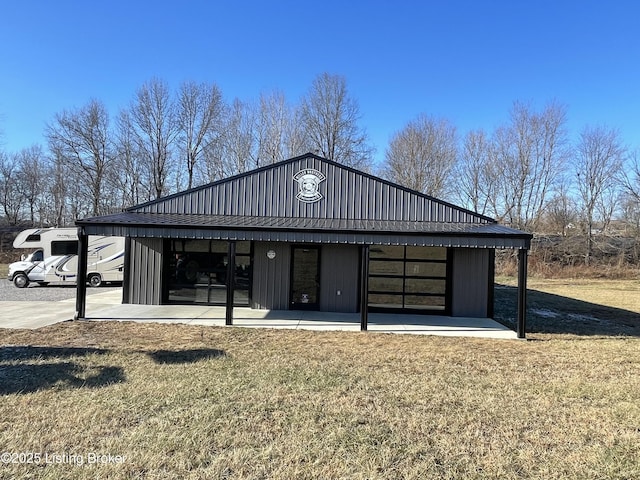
382, 101, 639, 265
0, 73, 372, 224
1, 74, 639, 266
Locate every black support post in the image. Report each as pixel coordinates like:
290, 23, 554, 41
360, 245, 370, 331
517, 248, 528, 339
122, 237, 131, 304
225, 241, 236, 326
75, 227, 88, 320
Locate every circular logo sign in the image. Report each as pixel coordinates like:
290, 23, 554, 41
293, 168, 326, 203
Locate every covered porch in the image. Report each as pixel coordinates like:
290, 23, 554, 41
81, 288, 517, 339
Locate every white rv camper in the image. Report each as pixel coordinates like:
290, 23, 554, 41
8, 228, 125, 288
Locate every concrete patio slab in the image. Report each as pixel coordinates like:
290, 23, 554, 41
0, 288, 518, 339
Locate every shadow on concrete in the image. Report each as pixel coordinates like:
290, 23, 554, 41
147, 348, 226, 364
0, 345, 125, 395
494, 284, 640, 336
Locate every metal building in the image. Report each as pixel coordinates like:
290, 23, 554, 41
75, 153, 532, 337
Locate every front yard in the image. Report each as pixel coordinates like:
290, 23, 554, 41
1, 312, 639, 479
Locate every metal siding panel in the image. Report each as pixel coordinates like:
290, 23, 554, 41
340, 165, 344, 218
217, 182, 226, 215
341, 166, 348, 219
319, 245, 359, 312
212, 184, 219, 215
128, 238, 163, 305
267, 169, 276, 216
402, 190, 409, 220
393, 187, 401, 220
202, 188, 208, 215
237, 177, 246, 216
283, 162, 291, 217
138, 241, 147, 304
451, 248, 489, 317
229, 179, 238, 216
252, 242, 291, 309
191, 190, 202, 212
128, 239, 139, 303
224, 178, 231, 215
127, 155, 480, 224
360, 174, 366, 219
250, 173, 258, 216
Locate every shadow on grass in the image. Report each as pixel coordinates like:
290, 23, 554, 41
495, 284, 640, 336
147, 348, 226, 364
0, 346, 125, 395
0, 346, 107, 361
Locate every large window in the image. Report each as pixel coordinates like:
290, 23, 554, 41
166, 240, 251, 306
368, 246, 448, 312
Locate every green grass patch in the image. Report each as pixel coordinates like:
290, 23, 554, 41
1, 319, 639, 479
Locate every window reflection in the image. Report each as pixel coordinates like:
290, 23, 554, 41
368, 246, 447, 313
167, 240, 251, 306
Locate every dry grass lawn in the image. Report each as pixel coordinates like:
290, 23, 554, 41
0, 278, 639, 479
495, 276, 640, 337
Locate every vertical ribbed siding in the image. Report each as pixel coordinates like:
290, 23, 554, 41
134, 155, 488, 224
451, 248, 490, 317
319, 244, 359, 312
127, 238, 163, 305
251, 242, 291, 309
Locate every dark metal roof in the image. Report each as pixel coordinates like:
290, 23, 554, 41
78, 212, 531, 249
78, 211, 525, 236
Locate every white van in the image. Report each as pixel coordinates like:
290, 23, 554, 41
7, 228, 125, 288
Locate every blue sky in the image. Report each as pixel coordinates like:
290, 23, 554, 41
1, 0, 638, 165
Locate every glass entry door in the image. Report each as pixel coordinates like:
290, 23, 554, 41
290, 246, 320, 310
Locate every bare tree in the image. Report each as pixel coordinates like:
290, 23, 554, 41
456, 129, 499, 216
544, 181, 578, 236
621, 149, 640, 202
43, 148, 69, 226
620, 149, 640, 235
575, 125, 625, 264
255, 91, 291, 165
177, 81, 224, 189
283, 105, 307, 159
0, 151, 24, 224
492, 101, 569, 230
130, 78, 178, 199
113, 110, 149, 207
45, 99, 114, 217
383, 115, 457, 197
620, 193, 640, 235
299, 73, 373, 169
219, 98, 257, 176
16, 145, 48, 225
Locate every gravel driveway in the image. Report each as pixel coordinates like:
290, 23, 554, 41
0, 279, 121, 302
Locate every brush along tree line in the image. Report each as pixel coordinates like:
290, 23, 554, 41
0, 73, 638, 271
